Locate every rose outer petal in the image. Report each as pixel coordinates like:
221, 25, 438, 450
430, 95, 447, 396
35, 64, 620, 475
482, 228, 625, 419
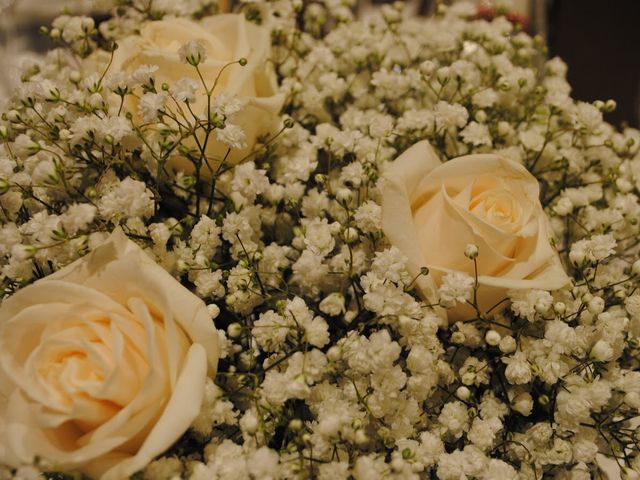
97, 344, 207, 480
381, 140, 443, 309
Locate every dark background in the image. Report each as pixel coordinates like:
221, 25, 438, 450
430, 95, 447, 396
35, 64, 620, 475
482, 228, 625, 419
548, 0, 640, 128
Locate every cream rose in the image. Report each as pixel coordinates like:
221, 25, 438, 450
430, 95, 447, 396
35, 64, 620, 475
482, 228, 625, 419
382, 141, 569, 320
0, 229, 219, 479
111, 14, 284, 169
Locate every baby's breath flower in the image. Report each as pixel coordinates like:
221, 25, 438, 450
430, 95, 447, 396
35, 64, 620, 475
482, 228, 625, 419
439, 272, 474, 308
178, 39, 207, 66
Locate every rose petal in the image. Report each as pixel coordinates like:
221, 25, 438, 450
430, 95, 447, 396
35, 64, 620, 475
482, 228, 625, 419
414, 184, 518, 276
479, 214, 569, 290
381, 140, 444, 309
97, 344, 207, 480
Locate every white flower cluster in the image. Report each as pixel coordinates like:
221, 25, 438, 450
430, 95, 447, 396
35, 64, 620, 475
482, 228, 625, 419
0, 0, 639, 479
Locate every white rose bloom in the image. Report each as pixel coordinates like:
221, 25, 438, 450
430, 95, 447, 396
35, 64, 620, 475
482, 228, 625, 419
111, 15, 284, 171
0, 229, 219, 479
381, 141, 569, 321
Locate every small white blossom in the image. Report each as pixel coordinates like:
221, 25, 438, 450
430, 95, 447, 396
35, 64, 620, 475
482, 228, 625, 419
178, 39, 207, 65
170, 77, 200, 103
97, 177, 155, 221
319, 292, 346, 316
502, 351, 532, 385
216, 123, 247, 149
439, 272, 475, 308
460, 121, 492, 146
139, 92, 168, 122
569, 234, 617, 265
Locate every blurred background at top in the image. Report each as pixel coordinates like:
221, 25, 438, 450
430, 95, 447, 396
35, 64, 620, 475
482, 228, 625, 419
1, 0, 639, 127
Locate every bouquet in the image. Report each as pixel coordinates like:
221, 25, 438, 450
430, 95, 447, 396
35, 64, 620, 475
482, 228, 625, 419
0, 0, 638, 478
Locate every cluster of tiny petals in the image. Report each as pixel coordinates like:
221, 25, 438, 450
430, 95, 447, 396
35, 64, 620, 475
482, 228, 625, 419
0, 0, 638, 479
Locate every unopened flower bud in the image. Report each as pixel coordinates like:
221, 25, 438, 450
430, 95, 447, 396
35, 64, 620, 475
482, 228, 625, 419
336, 188, 352, 202
534, 299, 549, 314
242, 413, 259, 434
207, 303, 220, 319
7, 110, 21, 123
81, 17, 95, 32
327, 345, 341, 362
456, 386, 471, 401
69, 70, 81, 83
355, 429, 369, 446
499, 335, 517, 353
461, 372, 475, 385
616, 177, 633, 193
498, 78, 511, 91
343, 227, 358, 243
275, 299, 287, 312
530, 364, 543, 377
451, 331, 466, 344
176, 259, 190, 273
344, 310, 357, 323
464, 244, 479, 259
398, 316, 413, 330
497, 121, 511, 136
553, 197, 573, 216
604, 99, 617, 112
289, 419, 303, 431
553, 302, 566, 315
485, 329, 501, 346
511, 390, 533, 416
436, 66, 450, 84
587, 296, 605, 314
391, 457, 405, 472
227, 323, 242, 338
419, 60, 436, 76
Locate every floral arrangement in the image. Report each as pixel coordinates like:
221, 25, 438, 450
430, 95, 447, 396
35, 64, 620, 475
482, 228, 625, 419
0, 0, 639, 479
